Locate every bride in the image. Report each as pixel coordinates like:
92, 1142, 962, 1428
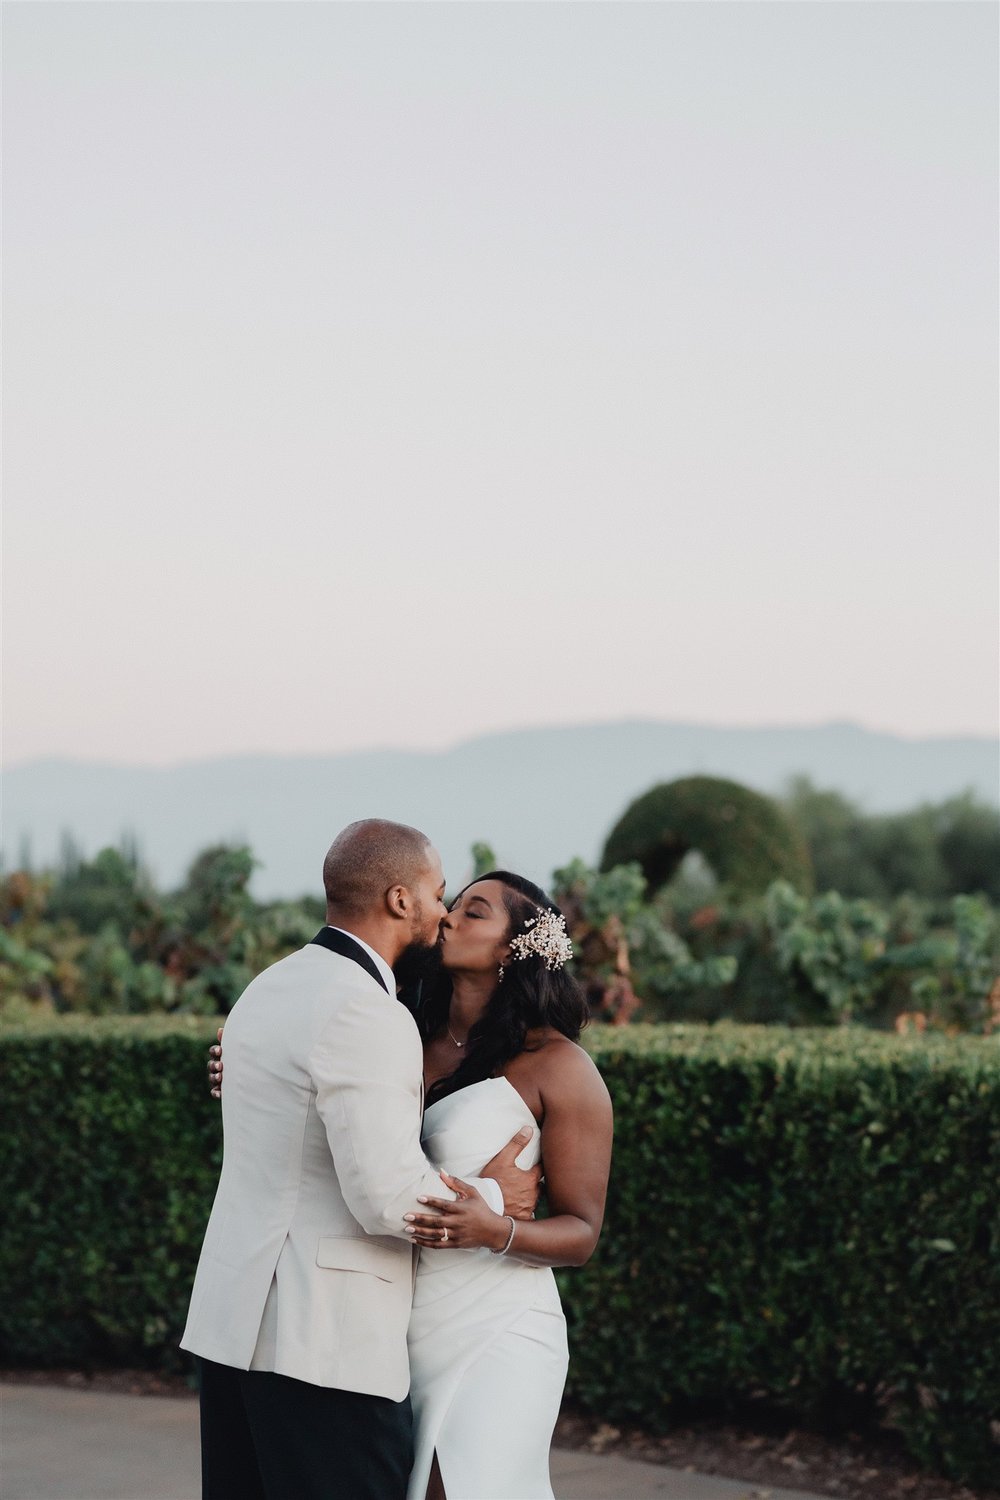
210, 870, 613, 1500
402, 871, 613, 1500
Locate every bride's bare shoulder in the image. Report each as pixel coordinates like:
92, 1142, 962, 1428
518, 1030, 608, 1093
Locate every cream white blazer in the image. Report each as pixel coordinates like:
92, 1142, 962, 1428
180, 941, 456, 1401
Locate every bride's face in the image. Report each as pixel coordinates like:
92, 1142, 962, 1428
439, 879, 512, 975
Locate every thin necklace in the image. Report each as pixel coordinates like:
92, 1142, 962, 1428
446, 1024, 466, 1048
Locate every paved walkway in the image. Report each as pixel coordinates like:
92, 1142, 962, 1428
2, 1384, 829, 1500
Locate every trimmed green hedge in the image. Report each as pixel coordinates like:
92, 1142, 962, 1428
0, 1016, 222, 1367
2, 1018, 998, 1484
560, 1024, 1000, 1487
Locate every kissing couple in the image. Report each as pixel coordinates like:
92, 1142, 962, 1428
182, 818, 614, 1500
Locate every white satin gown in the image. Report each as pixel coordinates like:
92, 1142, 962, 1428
406, 1077, 569, 1500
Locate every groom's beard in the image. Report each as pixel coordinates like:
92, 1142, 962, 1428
393, 937, 444, 997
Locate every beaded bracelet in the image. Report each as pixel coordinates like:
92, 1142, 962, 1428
490, 1214, 517, 1256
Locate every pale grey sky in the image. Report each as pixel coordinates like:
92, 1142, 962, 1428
4, 1, 997, 767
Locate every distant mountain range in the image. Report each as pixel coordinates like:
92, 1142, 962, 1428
4, 721, 998, 899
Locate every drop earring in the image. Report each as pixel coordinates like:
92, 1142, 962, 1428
497, 963, 505, 985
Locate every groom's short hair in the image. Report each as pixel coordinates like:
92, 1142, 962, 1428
323, 819, 433, 915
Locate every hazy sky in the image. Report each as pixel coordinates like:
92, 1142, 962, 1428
4, 1, 997, 767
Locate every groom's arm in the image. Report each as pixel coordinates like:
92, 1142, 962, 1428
311, 994, 449, 1238
310, 993, 518, 1237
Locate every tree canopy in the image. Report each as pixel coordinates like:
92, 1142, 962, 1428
601, 775, 812, 895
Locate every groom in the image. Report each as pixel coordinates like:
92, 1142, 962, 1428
181, 819, 538, 1500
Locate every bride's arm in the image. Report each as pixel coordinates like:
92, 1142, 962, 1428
405, 1046, 613, 1267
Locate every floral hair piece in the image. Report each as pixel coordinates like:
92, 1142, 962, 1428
508, 908, 574, 971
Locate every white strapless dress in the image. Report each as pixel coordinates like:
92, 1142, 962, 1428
406, 1077, 569, 1500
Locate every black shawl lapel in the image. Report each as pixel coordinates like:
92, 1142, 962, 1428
309, 927, 390, 994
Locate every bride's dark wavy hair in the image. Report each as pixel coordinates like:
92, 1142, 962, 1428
417, 870, 588, 1107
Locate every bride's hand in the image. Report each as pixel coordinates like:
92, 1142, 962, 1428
403, 1172, 512, 1252
208, 1028, 224, 1099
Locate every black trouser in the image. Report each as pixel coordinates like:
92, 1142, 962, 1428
197, 1357, 413, 1500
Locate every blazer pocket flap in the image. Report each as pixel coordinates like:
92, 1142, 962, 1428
316, 1236, 402, 1282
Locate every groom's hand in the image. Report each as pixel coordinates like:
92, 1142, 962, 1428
480, 1127, 541, 1221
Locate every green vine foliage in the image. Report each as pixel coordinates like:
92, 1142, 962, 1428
552, 860, 737, 1022
2, 843, 997, 1034
469, 843, 499, 881
2, 1019, 998, 1486
764, 882, 1000, 1031
0, 847, 322, 1021
554, 858, 648, 929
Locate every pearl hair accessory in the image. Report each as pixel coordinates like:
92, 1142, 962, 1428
509, 908, 574, 971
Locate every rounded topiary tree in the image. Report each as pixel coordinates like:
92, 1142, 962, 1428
601, 775, 812, 895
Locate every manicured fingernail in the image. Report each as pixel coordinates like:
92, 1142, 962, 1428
403, 1226, 415, 1234
403, 1214, 415, 1222
417, 1196, 428, 1204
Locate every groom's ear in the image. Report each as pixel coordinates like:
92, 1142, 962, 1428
385, 883, 410, 919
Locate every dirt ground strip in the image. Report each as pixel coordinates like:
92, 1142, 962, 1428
553, 1406, 1000, 1500
2, 1370, 996, 1500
